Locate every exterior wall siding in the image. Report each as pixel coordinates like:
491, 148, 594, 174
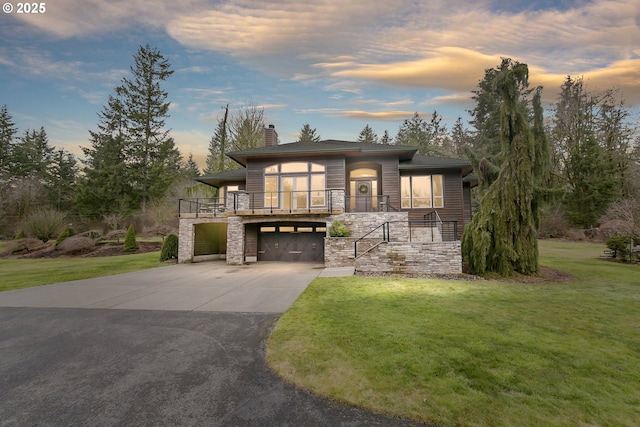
355, 241, 462, 275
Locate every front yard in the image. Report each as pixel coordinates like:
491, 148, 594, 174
267, 240, 640, 426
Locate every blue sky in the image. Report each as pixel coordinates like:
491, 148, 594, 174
1, 0, 639, 169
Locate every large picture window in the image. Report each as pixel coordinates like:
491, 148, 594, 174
264, 162, 326, 208
401, 175, 444, 208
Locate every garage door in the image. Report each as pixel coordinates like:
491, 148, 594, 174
258, 223, 326, 262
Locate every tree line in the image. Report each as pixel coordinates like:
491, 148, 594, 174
2, 45, 638, 255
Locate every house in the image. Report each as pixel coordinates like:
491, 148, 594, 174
178, 125, 476, 274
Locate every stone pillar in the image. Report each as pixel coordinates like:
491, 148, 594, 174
178, 219, 194, 263
329, 188, 345, 212
226, 216, 244, 264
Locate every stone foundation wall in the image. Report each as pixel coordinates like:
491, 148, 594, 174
355, 241, 462, 275
324, 237, 382, 267
178, 217, 228, 263
329, 212, 409, 240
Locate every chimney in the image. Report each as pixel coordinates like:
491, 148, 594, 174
264, 124, 278, 147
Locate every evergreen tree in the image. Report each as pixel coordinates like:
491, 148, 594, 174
552, 76, 615, 227
395, 111, 446, 155
462, 60, 544, 276
357, 124, 378, 143
46, 149, 77, 211
298, 123, 321, 142
450, 117, 472, 158
182, 153, 201, 178
395, 112, 429, 151
77, 93, 132, 216
11, 127, 53, 179
120, 44, 181, 212
467, 61, 532, 193
0, 105, 18, 178
205, 104, 231, 174
380, 130, 392, 145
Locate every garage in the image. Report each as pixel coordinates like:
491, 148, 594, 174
257, 222, 326, 262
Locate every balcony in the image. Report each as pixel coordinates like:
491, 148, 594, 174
179, 189, 345, 218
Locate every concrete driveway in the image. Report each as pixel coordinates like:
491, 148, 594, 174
0, 261, 342, 313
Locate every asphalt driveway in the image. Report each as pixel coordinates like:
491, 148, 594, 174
0, 262, 423, 426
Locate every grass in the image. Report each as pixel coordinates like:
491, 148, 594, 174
267, 240, 640, 426
0, 251, 166, 292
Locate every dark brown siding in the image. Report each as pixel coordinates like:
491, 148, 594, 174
403, 170, 465, 226
380, 158, 400, 209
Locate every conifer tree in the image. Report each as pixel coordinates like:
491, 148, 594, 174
0, 105, 18, 178
298, 123, 321, 142
120, 44, 181, 212
357, 124, 378, 143
462, 60, 545, 276
380, 130, 392, 145
205, 104, 230, 173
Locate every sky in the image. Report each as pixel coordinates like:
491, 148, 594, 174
1, 0, 639, 169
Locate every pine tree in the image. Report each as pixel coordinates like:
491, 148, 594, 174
205, 104, 230, 174
11, 127, 53, 179
395, 112, 445, 155
46, 149, 77, 211
0, 105, 18, 178
298, 123, 321, 142
357, 124, 378, 143
380, 130, 392, 145
77, 93, 132, 216
462, 60, 545, 276
552, 76, 616, 227
120, 44, 181, 212
182, 153, 201, 178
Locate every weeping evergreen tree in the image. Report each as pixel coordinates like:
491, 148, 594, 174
462, 60, 546, 276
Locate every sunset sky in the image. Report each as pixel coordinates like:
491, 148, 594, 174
1, 0, 639, 169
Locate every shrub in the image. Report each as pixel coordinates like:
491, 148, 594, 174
21, 209, 66, 242
123, 224, 138, 252
14, 230, 25, 239
160, 234, 178, 262
55, 226, 75, 248
606, 235, 632, 261
57, 236, 96, 255
329, 220, 350, 237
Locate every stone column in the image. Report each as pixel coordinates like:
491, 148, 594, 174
226, 216, 244, 264
178, 219, 194, 263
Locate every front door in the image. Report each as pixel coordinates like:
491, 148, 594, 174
354, 180, 372, 212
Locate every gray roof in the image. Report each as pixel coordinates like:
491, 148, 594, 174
399, 154, 472, 170
194, 168, 246, 187
227, 140, 418, 165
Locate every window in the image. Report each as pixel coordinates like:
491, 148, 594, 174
401, 175, 444, 208
218, 185, 239, 203
264, 162, 326, 208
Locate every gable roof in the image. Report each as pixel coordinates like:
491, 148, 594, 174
227, 140, 418, 166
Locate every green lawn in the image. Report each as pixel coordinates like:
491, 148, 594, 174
267, 240, 640, 426
0, 251, 166, 292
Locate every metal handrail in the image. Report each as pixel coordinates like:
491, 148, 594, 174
344, 194, 390, 212
236, 189, 334, 214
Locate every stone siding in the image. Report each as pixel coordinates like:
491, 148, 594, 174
329, 212, 409, 240
355, 241, 462, 275
324, 237, 382, 267
226, 216, 244, 264
178, 217, 228, 264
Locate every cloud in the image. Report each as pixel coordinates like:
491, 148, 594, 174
330, 48, 502, 92
341, 110, 423, 121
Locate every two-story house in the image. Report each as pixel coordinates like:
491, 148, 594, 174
178, 126, 476, 274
